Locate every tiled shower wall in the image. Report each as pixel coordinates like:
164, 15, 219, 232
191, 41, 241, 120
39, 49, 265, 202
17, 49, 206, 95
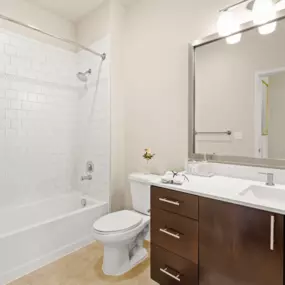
0, 29, 110, 208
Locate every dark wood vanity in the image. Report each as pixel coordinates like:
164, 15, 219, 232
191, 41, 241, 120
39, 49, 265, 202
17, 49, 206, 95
150, 186, 284, 285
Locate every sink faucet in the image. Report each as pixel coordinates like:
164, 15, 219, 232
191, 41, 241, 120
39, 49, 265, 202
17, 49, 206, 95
259, 172, 275, 186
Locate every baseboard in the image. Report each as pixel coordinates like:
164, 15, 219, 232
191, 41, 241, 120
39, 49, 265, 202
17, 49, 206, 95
0, 236, 95, 285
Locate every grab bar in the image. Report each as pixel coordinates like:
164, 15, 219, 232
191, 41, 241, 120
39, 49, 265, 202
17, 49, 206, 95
195, 130, 232, 135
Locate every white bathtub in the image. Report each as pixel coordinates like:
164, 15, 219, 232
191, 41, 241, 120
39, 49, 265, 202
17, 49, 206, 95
0, 192, 108, 285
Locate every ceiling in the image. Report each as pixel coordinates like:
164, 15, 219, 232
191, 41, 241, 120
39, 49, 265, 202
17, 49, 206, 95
26, 0, 135, 23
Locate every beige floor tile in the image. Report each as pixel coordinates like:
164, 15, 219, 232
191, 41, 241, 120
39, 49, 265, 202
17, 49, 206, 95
9, 242, 156, 285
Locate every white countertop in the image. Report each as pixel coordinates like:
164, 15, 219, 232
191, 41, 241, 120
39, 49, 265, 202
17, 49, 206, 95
130, 173, 285, 215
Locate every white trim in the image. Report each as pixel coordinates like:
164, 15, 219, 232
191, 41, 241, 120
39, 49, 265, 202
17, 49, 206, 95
254, 67, 285, 158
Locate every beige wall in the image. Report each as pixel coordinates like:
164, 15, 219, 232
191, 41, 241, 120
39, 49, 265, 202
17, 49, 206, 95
195, 20, 285, 158
76, 0, 111, 47
109, 0, 127, 211
268, 72, 285, 159
0, 0, 75, 49
122, 0, 231, 207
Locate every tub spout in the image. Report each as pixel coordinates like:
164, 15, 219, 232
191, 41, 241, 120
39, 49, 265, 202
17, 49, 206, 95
81, 174, 92, 181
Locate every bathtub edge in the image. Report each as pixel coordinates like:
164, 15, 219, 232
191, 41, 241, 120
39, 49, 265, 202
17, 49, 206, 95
1, 235, 96, 285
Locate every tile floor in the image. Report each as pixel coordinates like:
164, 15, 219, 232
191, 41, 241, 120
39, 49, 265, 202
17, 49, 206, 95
9, 242, 156, 285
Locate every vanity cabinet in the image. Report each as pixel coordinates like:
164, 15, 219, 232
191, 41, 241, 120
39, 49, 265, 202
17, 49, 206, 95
199, 197, 284, 285
151, 186, 198, 285
150, 186, 285, 285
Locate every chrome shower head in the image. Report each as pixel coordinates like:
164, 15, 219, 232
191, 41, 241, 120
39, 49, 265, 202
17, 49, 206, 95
77, 69, 92, 82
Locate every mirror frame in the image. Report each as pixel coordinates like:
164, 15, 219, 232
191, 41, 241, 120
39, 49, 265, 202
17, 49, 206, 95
189, 9, 285, 169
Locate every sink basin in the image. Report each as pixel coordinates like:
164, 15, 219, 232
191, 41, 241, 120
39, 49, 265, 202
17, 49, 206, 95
239, 185, 285, 202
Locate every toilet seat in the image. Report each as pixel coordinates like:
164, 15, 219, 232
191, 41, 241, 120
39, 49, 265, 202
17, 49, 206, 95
93, 210, 143, 234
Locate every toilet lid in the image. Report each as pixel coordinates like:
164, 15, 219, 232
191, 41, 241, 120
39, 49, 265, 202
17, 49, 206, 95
93, 210, 143, 233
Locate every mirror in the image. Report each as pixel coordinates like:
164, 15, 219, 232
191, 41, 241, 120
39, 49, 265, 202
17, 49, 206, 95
194, 17, 285, 160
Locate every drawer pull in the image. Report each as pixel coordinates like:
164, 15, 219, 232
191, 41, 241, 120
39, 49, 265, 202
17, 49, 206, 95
160, 267, 181, 282
159, 197, 180, 206
160, 228, 180, 239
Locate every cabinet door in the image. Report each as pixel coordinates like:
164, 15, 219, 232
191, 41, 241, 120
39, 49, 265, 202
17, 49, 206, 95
199, 197, 284, 285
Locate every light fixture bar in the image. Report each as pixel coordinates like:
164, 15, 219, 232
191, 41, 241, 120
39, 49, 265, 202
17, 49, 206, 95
219, 0, 251, 12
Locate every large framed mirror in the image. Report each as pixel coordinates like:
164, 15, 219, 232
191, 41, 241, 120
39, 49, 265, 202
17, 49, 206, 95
190, 9, 285, 168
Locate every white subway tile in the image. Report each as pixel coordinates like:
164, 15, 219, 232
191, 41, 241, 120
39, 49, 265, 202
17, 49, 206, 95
37, 94, 46, 103
0, 110, 5, 118
0, 54, 10, 65
18, 68, 37, 79
0, 78, 9, 90
10, 100, 22, 110
0, 98, 7, 109
28, 93, 38, 102
0, 43, 4, 53
0, 118, 9, 129
6, 110, 19, 119
6, 90, 18, 99
0, 33, 9, 44
18, 92, 28, 101
22, 102, 33, 110
5, 45, 17, 56
6, 129, 17, 137
11, 56, 30, 68
5, 65, 18, 75
10, 119, 21, 130
32, 102, 42, 111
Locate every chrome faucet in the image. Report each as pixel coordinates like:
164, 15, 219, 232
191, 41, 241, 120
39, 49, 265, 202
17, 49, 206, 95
81, 161, 94, 181
259, 172, 275, 186
81, 174, 92, 181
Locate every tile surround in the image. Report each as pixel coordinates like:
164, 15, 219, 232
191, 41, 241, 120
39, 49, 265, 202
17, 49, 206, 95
0, 29, 111, 208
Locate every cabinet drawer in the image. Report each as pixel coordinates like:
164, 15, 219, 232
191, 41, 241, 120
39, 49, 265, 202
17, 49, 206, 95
151, 244, 198, 285
151, 208, 198, 263
151, 186, 198, 220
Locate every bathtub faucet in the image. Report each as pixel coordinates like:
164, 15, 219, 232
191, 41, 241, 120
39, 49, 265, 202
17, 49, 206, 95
81, 174, 92, 181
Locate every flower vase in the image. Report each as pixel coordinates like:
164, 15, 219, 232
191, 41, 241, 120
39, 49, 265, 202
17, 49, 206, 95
144, 160, 151, 174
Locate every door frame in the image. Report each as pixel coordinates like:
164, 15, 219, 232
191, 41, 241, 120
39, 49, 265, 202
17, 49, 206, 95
254, 67, 285, 158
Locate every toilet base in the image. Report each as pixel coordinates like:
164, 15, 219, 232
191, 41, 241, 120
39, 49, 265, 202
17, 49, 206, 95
102, 245, 148, 276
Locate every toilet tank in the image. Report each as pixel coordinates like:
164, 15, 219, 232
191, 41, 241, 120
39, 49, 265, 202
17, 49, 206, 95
130, 179, 150, 216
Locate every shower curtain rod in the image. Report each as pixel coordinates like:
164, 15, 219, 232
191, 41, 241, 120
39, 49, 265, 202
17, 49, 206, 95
0, 13, 106, 60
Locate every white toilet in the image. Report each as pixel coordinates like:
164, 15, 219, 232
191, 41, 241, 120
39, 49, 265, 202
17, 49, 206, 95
93, 179, 150, 276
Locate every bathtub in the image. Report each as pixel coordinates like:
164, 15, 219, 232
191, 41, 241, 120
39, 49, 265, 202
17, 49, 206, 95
0, 192, 108, 285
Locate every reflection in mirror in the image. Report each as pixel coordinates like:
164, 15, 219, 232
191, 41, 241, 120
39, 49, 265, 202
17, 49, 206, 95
194, 18, 285, 160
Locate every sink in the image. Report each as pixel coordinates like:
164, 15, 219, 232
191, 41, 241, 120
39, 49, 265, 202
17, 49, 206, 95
239, 185, 285, 202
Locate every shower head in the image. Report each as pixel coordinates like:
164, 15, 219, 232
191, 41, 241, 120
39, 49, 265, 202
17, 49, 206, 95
77, 69, 92, 82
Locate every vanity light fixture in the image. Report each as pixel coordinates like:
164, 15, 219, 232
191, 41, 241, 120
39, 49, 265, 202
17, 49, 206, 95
253, 0, 277, 34
217, 10, 242, 44
226, 33, 242, 44
217, 0, 279, 44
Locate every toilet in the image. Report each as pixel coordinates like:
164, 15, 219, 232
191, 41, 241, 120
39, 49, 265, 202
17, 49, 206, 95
93, 178, 150, 276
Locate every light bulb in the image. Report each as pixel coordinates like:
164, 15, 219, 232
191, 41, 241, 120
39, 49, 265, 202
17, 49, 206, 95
226, 33, 242, 44
253, 0, 277, 25
258, 22, 277, 34
217, 11, 240, 37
